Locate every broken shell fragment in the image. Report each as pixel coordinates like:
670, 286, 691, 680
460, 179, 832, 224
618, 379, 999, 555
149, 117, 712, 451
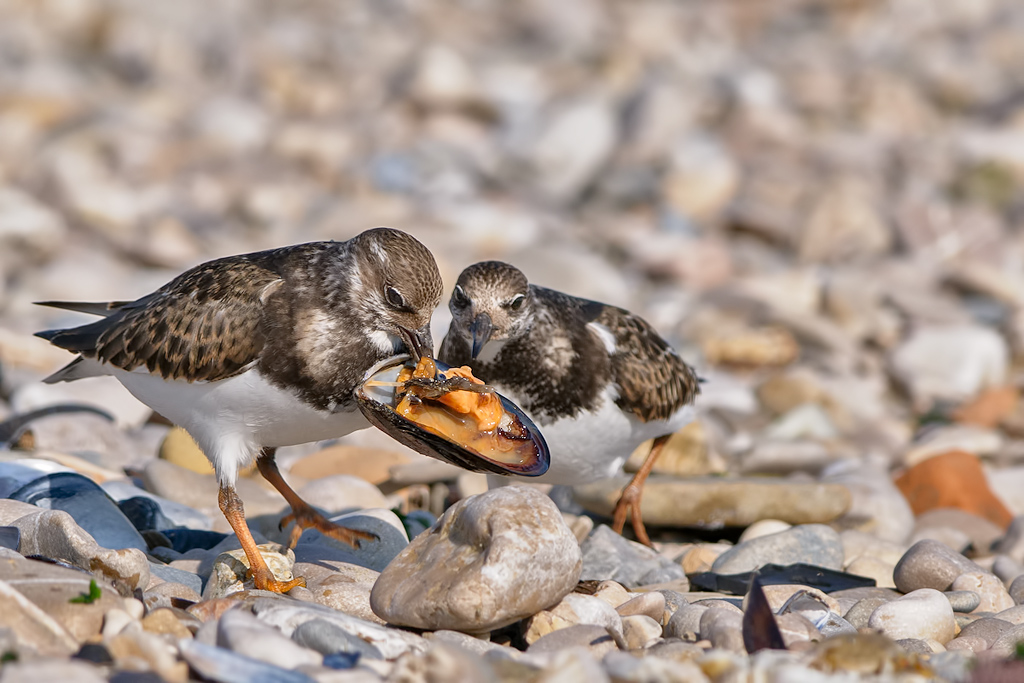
356, 355, 550, 477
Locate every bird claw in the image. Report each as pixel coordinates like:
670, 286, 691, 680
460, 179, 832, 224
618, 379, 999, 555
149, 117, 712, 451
277, 507, 378, 550
248, 565, 306, 593
611, 483, 652, 547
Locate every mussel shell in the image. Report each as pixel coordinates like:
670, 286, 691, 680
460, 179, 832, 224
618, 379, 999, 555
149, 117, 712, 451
356, 355, 549, 477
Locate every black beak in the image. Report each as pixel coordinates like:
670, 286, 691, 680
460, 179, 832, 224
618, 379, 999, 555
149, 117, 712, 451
398, 325, 433, 361
470, 312, 492, 359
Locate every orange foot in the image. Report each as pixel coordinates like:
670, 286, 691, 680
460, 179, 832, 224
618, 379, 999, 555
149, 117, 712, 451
279, 503, 379, 550
611, 481, 652, 547
249, 563, 306, 593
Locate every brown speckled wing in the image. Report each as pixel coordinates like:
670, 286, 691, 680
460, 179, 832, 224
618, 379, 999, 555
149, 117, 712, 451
40, 258, 283, 382
594, 306, 700, 423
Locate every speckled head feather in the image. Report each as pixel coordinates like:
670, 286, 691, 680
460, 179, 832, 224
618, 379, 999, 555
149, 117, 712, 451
347, 228, 443, 344
449, 261, 533, 344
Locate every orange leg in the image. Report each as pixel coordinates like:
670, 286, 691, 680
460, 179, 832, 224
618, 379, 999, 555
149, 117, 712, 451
611, 434, 670, 547
256, 448, 378, 550
218, 484, 305, 592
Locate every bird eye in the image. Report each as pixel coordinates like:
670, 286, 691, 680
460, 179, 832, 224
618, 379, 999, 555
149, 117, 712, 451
384, 286, 406, 310
507, 294, 525, 311
452, 285, 469, 308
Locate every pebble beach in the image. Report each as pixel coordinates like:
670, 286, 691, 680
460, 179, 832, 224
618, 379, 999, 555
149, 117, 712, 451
2, 1, 1024, 681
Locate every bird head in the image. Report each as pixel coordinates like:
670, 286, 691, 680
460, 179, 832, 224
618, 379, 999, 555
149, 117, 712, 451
448, 261, 533, 359
349, 228, 442, 360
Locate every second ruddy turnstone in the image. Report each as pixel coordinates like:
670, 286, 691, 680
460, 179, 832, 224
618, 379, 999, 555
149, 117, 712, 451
36, 228, 443, 592
439, 261, 700, 545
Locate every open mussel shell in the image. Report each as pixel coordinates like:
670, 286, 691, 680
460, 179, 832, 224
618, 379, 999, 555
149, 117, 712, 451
356, 354, 550, 477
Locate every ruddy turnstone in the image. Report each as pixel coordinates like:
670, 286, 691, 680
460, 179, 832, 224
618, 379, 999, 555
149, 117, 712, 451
438, 261, 700, 545
36, 228, 442, 592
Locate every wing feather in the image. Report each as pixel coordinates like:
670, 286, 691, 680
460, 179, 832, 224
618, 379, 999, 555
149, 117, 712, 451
36, 258, 283, 382
592, 307, 700, 423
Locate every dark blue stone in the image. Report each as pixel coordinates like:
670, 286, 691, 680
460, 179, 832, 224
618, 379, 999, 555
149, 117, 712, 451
119, 496, 174, 532
10, 472, 147, 552
0, 526, 20, 551
160, 528, 228, 553
322, 652, 360, 670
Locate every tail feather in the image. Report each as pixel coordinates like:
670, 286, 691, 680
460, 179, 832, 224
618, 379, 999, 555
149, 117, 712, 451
33, 320, 110, 354
35, 301, 128, 317
40, 357, 109, 384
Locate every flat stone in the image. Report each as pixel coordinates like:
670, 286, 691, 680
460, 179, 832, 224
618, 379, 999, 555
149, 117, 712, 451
217, 608, 322, 669
292, 560, 381, 624
288, 508, 408, 573
868, 588, 956, 644
574, 476, 851, 527
0, 553, 128, 643
370, 486, 581, 632
580, 525, 686, 588
893, 539, 982, 593
251, 597, 427, 659
527, 624, 617, 657
179, 638, 317, 683
10, 508, 149, 594
711, 524, 844, 574
0, 578, 78, 656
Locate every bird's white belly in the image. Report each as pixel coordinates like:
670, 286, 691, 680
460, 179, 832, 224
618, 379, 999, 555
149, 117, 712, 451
109, 364, 367, 484
497, 384, 696, 486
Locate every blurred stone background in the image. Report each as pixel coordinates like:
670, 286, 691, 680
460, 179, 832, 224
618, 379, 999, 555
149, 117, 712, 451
3, 0, 1024, 527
